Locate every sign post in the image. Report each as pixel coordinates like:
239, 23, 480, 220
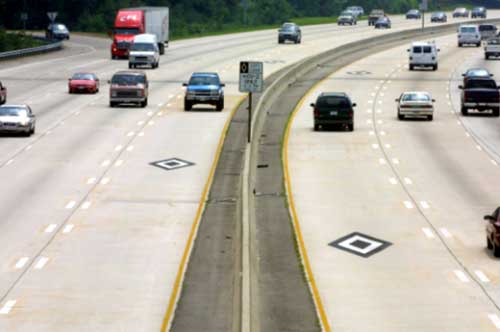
20, 12, 28, 31
47, 12, 58, 23
419, 0, 427, 31
239, 61, 264, 143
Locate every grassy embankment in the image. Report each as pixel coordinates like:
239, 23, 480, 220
0, 29, 44, 52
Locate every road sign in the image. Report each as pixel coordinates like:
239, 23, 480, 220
239, 61, 263, 93
419, 0, 428, 11
47, 12, 58, 22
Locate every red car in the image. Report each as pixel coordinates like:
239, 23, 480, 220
68, 73, 100, 94
485, 207, 500, 257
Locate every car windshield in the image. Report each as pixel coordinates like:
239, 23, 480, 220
467, 69, 490, 76
413, 46, 422, 52
0, 107, 27, 117
466, 80, 497, 89
114, 28, 140, 35
131, 43, 155, 51
341, 11, 353, 16
317, 96, 350, 108
480, 25, 496, 31
72, 73, 95, 80
189, 76, 220, 86
371, 10, 383, 15
461, 27, 477, 33
402, 93, 431, 102
488, 38, 500, 45
54, 24, 67, 31
111, 74, 146, 85
409, 10, 418, 14
281, 24, 296, 31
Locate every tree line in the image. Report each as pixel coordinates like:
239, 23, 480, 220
0, 0, 494, 38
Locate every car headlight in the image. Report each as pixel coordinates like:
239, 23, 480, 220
20, 119, 29, 126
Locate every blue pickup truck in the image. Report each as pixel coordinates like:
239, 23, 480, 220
183, 73, 225, 111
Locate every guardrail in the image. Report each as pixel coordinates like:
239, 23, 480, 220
0, 37, 63, 60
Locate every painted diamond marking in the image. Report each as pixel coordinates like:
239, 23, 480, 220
150, 158, 195, 171
329, 232, 392, 258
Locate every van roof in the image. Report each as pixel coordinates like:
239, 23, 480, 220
133, 34, 157, 42
411, 41, 435, 46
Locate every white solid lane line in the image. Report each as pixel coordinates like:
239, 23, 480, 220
474, 270, 490, 283
81, 201, 92, 210
422, 228, 435, 238
489, 314, 500, 329
63, 225, 74, 234
34, 257, 49, 270
0, 300, 17, 315
65, 201, 76, 209
454, 270, 470, 283
404, 201, 414, 209
44, 224, 58, 233
15, 257, 30, 269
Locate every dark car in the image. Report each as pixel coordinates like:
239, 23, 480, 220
368, 9, 385, 26
183, 73, 225, 111
472, 7, 487, 18
459, 77, 500, 116
484, 207, 500, 257
431, 12, 447, 23
375, 17, 391, 29
278, 23, 301, 44
311, 92, 356, 131
406, 9, 421, 19
109, 71, 149, 108
45, 23, 70, 40
462, 68, 493, 84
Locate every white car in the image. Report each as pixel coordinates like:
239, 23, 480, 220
458, 25, 481, 47
396, 91, 435, 121
408, 42, 440, 71
128, 34, 160, 69
0, 104, 36, 136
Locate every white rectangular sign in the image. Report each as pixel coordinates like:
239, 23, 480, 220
239, 61, 263, 93
419, 0, 427, 11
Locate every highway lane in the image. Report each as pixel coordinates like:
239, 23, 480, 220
286, 33, 500, 332
0, 13, 497, 331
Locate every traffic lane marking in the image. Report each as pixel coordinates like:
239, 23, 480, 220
0, 300, 17, 315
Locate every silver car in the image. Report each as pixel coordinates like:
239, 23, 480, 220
0, 105, 36, 136
278, 23, 301, 44
396, 91, 435, 121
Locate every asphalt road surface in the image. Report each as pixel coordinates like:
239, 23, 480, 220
0, 13, 498, 332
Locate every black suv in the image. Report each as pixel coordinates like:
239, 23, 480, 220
311, 93, 356, 131
471, 7, 487, 18
459, 77, 500, 116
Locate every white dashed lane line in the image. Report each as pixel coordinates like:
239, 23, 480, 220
127, 131, 135, 137
389, 177, 398, 185
127, 146, 134, 152
392, 158, 400, 165
404, 177, 413, 185
44, 224, 58, 233
101, 160, 111, 167
420, 201, 430, 209
454, 270, 470, 283
488, 314, 500, 329
15, 257, 30, 269
439, 228, 452, 238
100, 178, 110, 185
115, 145, 123, 152
65, 201, 76, 209
87, 177, 96, 185
379, 158, 386, 165
63, 225, 74, 234
404, 201, 414, 209
372, 144, 379, 149
0, 300, 17, 315
34, 257, 49, 270
474, 270, 490, 283
81, 201, 92, 210
422, 228, 435, 238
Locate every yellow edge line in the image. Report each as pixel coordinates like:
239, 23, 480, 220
161, 95, 247, 332
282, 69, 346, 332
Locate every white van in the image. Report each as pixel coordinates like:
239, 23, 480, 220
458, 25, 481, 47
408, 42, 440, 71
129, 34, 160, 69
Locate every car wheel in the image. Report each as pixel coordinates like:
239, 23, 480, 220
216, 99, 224, 111
493, 108, 500, 117
110, 101, 116, 108
461, 107, 468, 116
141, 98, 148, 108
488, 236, 493, 249
313, 124, 320, 131
433, 64, 438, 71
184, 101, 192, 111
409, 64, 414, 71
129, 63, 133, 69
428, 115, 433, 121
458, 42, 462, 47
486, 54, 490, 60
348, 124, 354, 131
69, 88, 72, 94
494, 241, 500, 257
398, 113, 404, 120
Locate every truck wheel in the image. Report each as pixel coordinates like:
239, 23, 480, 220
433, 64, 438, 71
184, 101, 192, 111
494, 241, 500, 258
129, 64, 133, 69
477, 42, 481, 47
159, 43, 165, 55
314, 124, 320, 131
409, 64, 414, 71
278, 38, 283, 44
493, 108, 500, 117
110, 101, 116, 108
461, 107, 468, 116
486, 54, 490, 60
458, 42, 462, 47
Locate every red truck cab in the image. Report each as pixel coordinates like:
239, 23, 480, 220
111, 10, 144, 59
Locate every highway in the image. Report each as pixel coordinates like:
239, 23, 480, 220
286, 33, 500, 331
0, 12, 498, 332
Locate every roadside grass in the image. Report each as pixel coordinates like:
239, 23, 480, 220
0, 30, 44, 52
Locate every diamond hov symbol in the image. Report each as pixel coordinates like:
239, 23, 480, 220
329, 232, 392, 258
150, 158, 195, 171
